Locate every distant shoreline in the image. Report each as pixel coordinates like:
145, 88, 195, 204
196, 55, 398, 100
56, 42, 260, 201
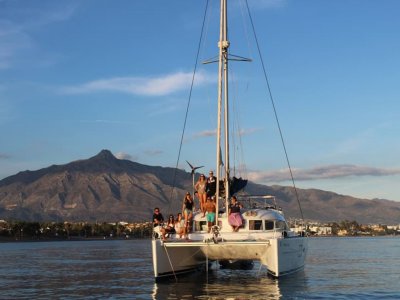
1, 234, 398, 244
0, 236, 149, 243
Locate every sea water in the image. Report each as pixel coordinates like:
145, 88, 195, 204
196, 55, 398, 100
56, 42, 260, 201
0, 237, 399, 299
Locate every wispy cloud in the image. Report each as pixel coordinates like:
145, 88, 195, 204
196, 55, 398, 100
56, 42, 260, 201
239, 127, 261, 136
78, 119, 131, 125
0, 3, 77, 69
0, 93, 13, 124
248, 164, 400, 182
191, 127, 259, 140
60, 71, 213, 97
115, 152, 136, 161
193, 129, 216, 139
247, 0, 287, 9
144, 150, 163, 156
146, 98, 184, 117
0, 20, 30, 69
0, 153, 11, 160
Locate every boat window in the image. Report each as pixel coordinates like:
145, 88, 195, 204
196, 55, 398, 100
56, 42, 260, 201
276, 221, 288, 230
249, 220, 262, 230
264, 221, 274, 230
195, 221, 207, 231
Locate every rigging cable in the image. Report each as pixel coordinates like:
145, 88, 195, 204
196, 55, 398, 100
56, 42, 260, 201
244, 0, 305, 222
168, 0, 210, 209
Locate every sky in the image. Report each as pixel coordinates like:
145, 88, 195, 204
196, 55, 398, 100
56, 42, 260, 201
1, 0, 400, 202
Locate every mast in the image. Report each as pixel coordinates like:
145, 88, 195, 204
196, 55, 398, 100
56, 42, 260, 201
215, 0, 230, 222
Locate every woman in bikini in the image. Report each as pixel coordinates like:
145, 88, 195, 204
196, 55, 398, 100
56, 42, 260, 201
195, 174, 207, 216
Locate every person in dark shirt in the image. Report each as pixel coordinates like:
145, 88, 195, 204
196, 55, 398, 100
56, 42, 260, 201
206, 171, 217, 198
153, 207, 164, 227
182, 192, 194, 233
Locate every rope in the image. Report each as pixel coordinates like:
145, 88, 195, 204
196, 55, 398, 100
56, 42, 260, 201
162, 242, 178, 282
257, 260, 263, 277
168, 0, 210, 211
244, 0, 305, 222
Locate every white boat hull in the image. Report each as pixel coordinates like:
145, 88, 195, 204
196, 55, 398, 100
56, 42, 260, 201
152, 239, 207, 279
152, 235, 307, 279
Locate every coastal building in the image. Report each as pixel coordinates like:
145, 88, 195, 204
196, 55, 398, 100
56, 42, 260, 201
308, 225, 332, 236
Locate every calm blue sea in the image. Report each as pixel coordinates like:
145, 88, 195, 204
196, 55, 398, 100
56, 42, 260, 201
0, 237, 399, 299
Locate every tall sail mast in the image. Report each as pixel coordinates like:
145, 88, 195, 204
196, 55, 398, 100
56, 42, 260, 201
215, 0, 230, 220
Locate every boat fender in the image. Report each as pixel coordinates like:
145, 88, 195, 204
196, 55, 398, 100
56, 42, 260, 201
282, 231, 288, 238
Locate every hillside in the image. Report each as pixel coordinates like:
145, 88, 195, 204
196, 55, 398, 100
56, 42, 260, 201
0, 150, 399, 224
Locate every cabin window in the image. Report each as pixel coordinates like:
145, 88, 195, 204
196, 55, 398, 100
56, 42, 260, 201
276, 221, 288, 230
264, 221, 274, 230
195, 221, 207, 231
249, 220, 262, 230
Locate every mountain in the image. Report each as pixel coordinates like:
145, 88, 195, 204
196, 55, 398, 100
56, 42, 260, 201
245, 183, 400, 224
0, 150, 399, 224
0, 150, 191, 222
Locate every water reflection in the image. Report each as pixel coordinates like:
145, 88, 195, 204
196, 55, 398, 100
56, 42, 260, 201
3, 238, 398, 298
0, 240, 142, 299
152, 263, 309, 299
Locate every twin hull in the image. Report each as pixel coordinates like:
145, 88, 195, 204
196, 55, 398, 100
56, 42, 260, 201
152, 236, 307, 279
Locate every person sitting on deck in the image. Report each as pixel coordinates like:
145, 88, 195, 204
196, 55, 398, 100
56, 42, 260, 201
204, 197, 216, 233
153, 207, 164, 227
182, 192, 194, 233
152, 207, 164, 239
174, 212, 186, 239
228, 196, 243, 232
162, 214, 176, 241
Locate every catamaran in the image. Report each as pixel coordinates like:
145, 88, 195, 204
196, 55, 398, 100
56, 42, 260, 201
152, 0, 308, 281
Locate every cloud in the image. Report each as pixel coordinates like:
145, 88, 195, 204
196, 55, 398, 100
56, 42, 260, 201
247, 0, 286, 9
239, 127, 261, 136
0, 153, 11, 160
193, 129, 216, 139
60, 71, 213, 97
115, 152, 136, 161
0, 3, 77, 69
0, 20, 31, 69
78, 119, 130, 125
144, 150, 163, 156
190, 127, 259, 140
147, 99, 183, 116
248, 164, 400, 182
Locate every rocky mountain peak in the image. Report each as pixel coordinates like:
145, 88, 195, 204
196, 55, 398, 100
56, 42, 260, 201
68, 149, 124, 173
92, 149, 117, 162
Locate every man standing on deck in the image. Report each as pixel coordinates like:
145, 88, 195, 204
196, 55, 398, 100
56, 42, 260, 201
204, 197, 216, 233
206, 171, 217, 198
